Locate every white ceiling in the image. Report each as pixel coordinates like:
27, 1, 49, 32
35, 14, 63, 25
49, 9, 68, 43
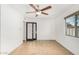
10, 4, 74, 19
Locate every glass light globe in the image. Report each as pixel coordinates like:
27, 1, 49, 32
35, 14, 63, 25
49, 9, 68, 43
36, 11, 41, 15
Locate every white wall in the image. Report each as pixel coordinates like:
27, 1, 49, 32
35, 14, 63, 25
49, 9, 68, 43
55, 5, 79, 55
1, 5, 24, 54
24, 17, 55, 40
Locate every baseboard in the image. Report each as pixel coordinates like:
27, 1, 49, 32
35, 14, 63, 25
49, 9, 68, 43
56, 40, 74, 55
23, 40, 26, 43
37, 39, 56, 40
0, 52, 8, 55
8, 40, 23, 55
23, 39, 55, 42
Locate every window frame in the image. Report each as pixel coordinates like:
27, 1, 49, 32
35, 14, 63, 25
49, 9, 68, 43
64, 11, 79, 38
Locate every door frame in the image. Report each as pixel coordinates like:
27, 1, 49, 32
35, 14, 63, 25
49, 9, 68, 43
26, 22, 37, 41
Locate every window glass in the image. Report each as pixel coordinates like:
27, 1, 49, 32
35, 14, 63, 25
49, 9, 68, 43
77, 15, 79, 37
66, 16, 75, 36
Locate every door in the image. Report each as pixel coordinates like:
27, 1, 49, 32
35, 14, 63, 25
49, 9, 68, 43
26, 22, 37, 41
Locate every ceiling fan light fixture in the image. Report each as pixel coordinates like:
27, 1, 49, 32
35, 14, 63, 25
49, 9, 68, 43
36, 11, 41, 15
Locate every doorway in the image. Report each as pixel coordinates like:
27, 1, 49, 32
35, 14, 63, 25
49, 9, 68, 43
26, 22, 37, 41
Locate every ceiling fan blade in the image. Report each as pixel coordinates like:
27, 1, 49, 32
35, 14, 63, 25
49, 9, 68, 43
26, 11, 36, 13
40, 6, 52, 11
41, 12, 48, 15
29, 4, 38, 11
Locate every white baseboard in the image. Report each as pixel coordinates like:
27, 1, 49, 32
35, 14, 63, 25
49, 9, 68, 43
56, 40, 75, 55
1, 40, 23, 55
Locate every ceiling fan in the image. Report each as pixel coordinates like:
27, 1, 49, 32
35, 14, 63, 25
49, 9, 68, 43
26, 4, 52, 17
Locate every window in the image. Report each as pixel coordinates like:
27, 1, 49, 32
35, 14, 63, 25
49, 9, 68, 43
77, 15, 79, 37
65, 16, 75, 36
65, 11, 79, 38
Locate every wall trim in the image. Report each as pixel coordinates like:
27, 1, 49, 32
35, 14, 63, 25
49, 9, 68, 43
56, 40, 75, 55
